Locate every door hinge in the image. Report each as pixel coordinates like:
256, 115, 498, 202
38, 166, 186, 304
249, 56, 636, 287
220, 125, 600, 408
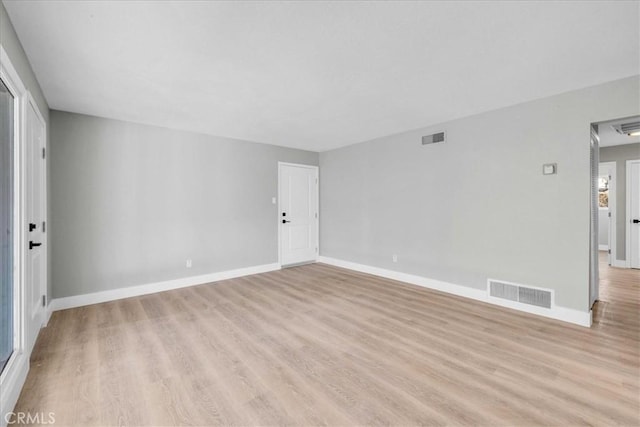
42, 295, 46, 307
315, 247, 318, 253
315, 212, 318, 219
42, 221, 46, 232
608, 249, 611, 254
42, 147, 46, 159
608, 212, 611, 217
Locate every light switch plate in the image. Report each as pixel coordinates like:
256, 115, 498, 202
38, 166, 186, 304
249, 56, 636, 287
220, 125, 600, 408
542, 163, 557, 175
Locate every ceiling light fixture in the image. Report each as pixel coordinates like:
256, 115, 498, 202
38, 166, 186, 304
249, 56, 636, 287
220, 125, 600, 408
612, 121, 640, 137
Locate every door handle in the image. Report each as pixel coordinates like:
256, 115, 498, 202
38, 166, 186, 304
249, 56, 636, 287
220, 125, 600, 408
633, 219, 640, 224
282, 219, 291, 224
29, 241, 42, 250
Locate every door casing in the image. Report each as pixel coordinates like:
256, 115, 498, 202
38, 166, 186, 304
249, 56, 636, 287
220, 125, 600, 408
0, 43, 48, 423
626, 159, 640, 269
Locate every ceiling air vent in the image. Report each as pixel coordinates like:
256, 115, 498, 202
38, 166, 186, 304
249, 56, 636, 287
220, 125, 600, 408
422, 131, 445, 145
612, 121, 640, 136
488, 279, 553, 309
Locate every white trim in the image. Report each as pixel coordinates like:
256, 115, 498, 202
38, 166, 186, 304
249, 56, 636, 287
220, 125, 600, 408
317, 256, 592, 328
599, 161, 617, 266
0, 44, 28, 427
590, 131, 600, 307
43, 303, 53, 327
318, 256, 485, 300
49, 263, 280, 312
277, 162, 319, 267
612, 259, 628, 268
598, 244, 609, 251
0, 355, 27, 427
626, 159, 640, 269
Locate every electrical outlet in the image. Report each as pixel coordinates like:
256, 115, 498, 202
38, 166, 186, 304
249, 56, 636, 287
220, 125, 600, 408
186, 259, 192, 268
392, 254, 398, 263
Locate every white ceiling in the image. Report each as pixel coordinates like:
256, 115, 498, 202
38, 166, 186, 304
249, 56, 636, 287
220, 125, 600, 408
4, 1, 639, 151
598, 116, 640, 147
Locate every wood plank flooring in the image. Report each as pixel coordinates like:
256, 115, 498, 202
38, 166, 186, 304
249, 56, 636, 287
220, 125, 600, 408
13, 257, 640, 426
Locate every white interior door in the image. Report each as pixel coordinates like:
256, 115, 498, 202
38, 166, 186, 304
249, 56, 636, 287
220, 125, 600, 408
25, 98, 46, 353
279, 163, 318, 266
629, 160, 640, 269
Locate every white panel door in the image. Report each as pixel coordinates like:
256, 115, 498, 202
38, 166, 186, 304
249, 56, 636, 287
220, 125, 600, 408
629, 160, 640, 269
279, 163, 318, 266
25, 99, 46, 353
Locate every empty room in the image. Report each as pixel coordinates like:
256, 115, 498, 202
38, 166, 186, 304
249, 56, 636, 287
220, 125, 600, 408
1, 1, 639, 426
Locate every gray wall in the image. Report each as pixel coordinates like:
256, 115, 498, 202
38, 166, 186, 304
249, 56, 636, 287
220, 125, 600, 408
50, 111, 318, 298
1, 2, 51, 298
320, 76, 640, 312
0, 3, 48, 118
600, 143, 640, 260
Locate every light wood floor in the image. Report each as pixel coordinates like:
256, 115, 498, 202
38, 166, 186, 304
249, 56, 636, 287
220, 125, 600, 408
14, 256, 640, 426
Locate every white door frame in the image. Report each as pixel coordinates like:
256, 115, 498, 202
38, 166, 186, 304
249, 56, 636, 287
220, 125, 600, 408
626, 159, 640, 269
0, 44, 29, 423
598, 161, 616, 264
589, 127, 599, 309
277, 162, 319, 267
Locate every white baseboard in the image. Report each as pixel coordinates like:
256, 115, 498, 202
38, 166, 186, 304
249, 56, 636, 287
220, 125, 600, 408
317, 256, 592, 328
318, 256, 486, 301
49, 263, 280, 312
43, 303, 53, 326
598, 245, 609, 251
612, 259, 629, 268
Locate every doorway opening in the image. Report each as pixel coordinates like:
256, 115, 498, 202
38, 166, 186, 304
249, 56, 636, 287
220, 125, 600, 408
590, 116, 640, 312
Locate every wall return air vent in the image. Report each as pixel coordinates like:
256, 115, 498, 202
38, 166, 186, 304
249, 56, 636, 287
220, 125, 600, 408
488, 279, 553, 309
422, 131, 446, 145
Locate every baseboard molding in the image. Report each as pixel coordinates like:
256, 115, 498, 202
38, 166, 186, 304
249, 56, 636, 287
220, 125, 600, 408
43, 303, 53, 326
612, 259, 628, 268
598, 245, 609, 251
49, 263, 281, 312
317, 256, 592, 327
318, 256, 486, 301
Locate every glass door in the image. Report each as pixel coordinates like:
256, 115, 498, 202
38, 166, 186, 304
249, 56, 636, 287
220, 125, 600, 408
0, 78, 15, 374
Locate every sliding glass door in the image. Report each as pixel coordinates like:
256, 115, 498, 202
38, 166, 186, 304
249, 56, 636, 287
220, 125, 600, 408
0, 78, 15, 374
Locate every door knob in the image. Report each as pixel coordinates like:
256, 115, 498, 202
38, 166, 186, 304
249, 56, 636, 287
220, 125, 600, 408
282, 219, 291, 224
29, 241, 42, 250
633, 219, 640, 224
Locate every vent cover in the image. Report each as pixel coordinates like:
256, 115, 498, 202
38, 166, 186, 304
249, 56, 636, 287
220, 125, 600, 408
612, 121, 640, 136
422, 132, 445, 145
488, 279, 552, 309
